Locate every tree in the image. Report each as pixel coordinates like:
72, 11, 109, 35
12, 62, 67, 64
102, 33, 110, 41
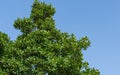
0, 0, 100, 75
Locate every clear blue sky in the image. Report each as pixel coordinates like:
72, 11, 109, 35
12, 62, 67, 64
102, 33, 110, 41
0, 0, 120, 75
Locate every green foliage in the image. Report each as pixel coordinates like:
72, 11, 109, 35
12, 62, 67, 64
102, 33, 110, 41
14, 18, 34, 34
0, 0, 100, 75
0, 32, 10, 58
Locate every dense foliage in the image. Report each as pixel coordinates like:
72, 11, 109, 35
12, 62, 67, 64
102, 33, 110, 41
0, 0, 100, 75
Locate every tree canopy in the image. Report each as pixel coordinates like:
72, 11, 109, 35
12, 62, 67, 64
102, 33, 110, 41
0, 0, 100, 75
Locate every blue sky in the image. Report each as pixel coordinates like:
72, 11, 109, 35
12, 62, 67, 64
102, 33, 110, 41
0, 0, 120, 75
